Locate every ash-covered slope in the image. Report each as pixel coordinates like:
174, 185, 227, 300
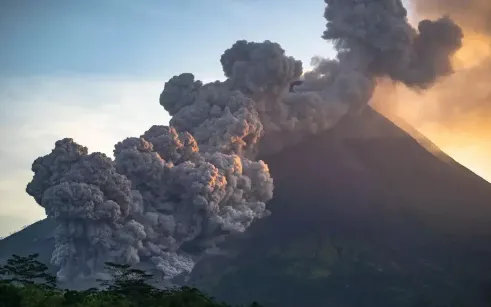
189, 106, 491, 307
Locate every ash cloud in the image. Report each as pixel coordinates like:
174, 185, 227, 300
322, 0, 462, 88
26, 0, 463, 281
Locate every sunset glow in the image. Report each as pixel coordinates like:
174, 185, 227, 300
453, 32, 491, 70
414, 122, 491, 183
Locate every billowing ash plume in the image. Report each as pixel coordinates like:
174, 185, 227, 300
27, 130, 273, 280
26, 0, 463, 281
113, 127, 272, 277
26, 139, 145, 280
322, 0, 462, 88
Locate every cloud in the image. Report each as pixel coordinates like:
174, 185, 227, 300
0, 73, 219, 237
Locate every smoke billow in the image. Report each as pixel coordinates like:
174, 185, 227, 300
372, 0, 491, 182
26, 0, 463, 281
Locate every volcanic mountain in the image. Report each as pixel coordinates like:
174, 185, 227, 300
2, 106, 491, 306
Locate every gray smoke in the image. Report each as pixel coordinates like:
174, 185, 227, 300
26, 0, 462, 281
27, 130, 272, 280
113, 127, 272, 277
27, 139, 145, 280
322, 0, 462, 88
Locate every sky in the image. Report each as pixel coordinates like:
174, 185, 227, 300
0, 0, 337, 237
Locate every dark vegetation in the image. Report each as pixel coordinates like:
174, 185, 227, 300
0, 254, 263, 307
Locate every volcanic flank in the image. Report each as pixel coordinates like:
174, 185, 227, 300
188, 106, 491, 307
4, 0, 491, 305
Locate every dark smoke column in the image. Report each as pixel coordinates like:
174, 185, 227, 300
26, 139, 146, 280
113, 126, 273, 278
321, 0, 463, 87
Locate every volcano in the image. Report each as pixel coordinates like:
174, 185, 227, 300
2, 106, 491, 306
187, 106, 491, 307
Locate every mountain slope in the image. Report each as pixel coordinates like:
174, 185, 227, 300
189, 106, 491, 307
2, 106, 491, 306
0, 218, 55, 265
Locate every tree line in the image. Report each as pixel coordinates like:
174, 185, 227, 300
0, 253, 263, 307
